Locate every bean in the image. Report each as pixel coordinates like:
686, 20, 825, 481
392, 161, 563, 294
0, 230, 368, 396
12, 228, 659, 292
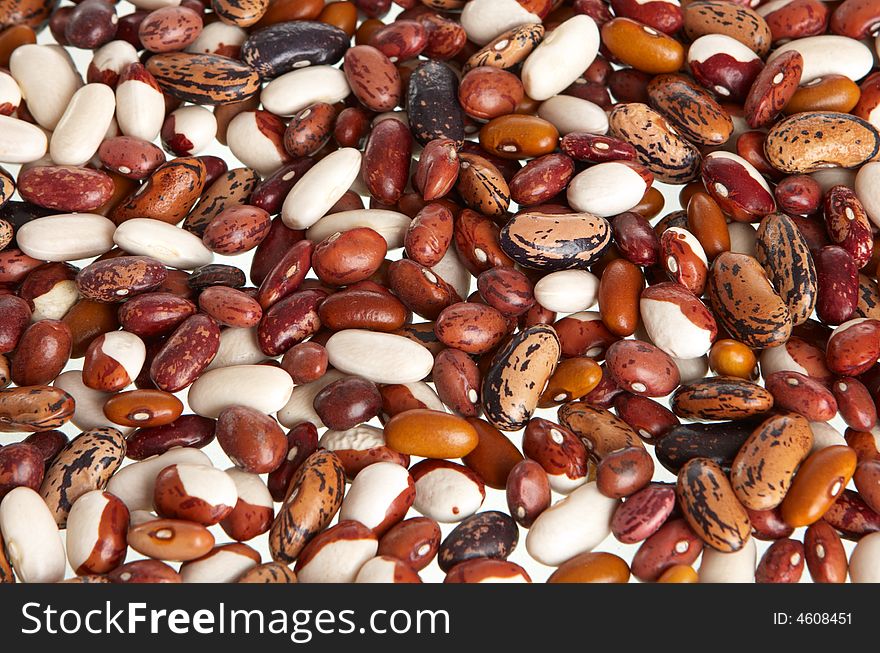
4, 1, 880, 585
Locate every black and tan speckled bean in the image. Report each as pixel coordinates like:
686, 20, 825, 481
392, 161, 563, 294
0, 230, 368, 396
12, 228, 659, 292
407, 60, 465, 146
269, 449, 346, 563
731, 412, 813, 511
0, 167, 14, 208
558, 402, 643, 460
754, 212, 817, 327
0, 385, 75, 433
456, 152, 510, 217
856, 274, 880, 319
677, 457, 751, 552
39, 426, 126, 527
646, 74, 733, 146
111, 157, 208, 226
708, 252, 793, 348
464, 23, 544, 72
655, 419, 760, 474
438, 510, 518, 571
237, 562, 298, 583
241, 21, 349, 79
609, 102, 702, 184
482, 325, 560, 432
764, 111, 880, 174
183, 167, 260, 237
670, 376, 774, 421
145, 53, 261, 105
500, 211, 612, 271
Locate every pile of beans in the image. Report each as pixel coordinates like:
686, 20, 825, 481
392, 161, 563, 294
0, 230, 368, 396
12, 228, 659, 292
0, 0, 879, 585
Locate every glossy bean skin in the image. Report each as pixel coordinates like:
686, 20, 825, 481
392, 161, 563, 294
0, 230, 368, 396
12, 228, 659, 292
853, 460, 880, 514
823, 489, 880, 540
763, 371, 837, 422
10, 0, 880, 586
747, 507, 794, 542
815, 246, 858, 326
804, 520, 848, 583
125, 415, 216, 460
377, 517, 441, 572
781, 446, 858, 528
631, 518, 703, 582
103, 390, 183, 429
596, 447, 654, 499
506, 459, 551, 528
755, 539, 805, 583
677, 458, 751, 553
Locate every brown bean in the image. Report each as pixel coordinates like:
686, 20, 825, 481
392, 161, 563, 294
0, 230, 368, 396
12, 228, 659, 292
11, 320, 71, 386
596, 446, 654, 499
781, 445, 858, 528
598, 259, 643, 337
313, 376, 381, 431
103, 390, 183, 428
377, 517, 441, 571
216, 406, 287, 474
458, 67, 524, 121
404, 203, 453, 268
312, 228, 387, 287
128, 518, 214, 562
318, 288, 406, 333
280, 342, 328, 385
198, 286, 262, 328
461, 417, 522, 490
804, 520, 848, 583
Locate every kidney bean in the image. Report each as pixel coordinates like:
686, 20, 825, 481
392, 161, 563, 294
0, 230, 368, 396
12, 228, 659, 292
605, 340, 680, 397
747, 507, 795, 542
630, 518, 703, 582
853, 459, 880, 514
11, 320, 71, 387
461, 417, 522, 490
804, 520, 848, 583
782, 445, 858, 528
756, 539, 805, 583
764, 371, 837, 422
832, 377, 877, 431
312, 228, 386, 287
596, 447, 654, 499
10, 0, 880, 585
125, 415, 215, 461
